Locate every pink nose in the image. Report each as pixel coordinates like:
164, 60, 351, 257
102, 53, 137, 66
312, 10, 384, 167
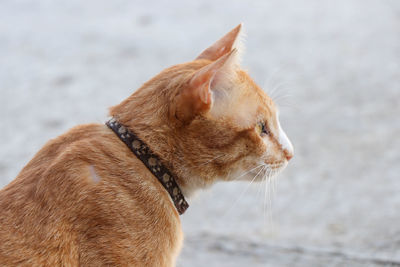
284, 149, 293, 161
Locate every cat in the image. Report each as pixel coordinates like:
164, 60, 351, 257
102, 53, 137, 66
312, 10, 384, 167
0, 24, 293, 266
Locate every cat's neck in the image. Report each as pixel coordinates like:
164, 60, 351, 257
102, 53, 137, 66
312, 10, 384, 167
109, 90, 210, 199
113, 116, 205, 198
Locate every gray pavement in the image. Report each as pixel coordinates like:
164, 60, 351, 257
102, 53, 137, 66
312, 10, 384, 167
1, 0, 399, 266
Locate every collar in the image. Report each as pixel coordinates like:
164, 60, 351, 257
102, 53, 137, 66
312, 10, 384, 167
106, 118, 189, 215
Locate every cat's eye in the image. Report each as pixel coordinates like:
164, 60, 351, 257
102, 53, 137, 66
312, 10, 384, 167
256, 121, 269, 136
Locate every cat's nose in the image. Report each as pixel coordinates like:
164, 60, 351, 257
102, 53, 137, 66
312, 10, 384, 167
283, 149, 293, 161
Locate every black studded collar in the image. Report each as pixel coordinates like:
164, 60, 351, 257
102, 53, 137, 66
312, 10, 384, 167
106, 118, 189, 215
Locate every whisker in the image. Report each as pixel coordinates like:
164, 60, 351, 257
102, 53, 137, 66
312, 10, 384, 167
276, 99, 299, 110
269, 82, 292, 100
230, 164, 264, 181
267, 169, 275, 228
264, 166, 277, 226
263, 166, 271, 223
256, 172, 266, 201
273, 93, 293, 104
262, 66, 286, 94
255, 180, 263, 204
224, 165, 265, 217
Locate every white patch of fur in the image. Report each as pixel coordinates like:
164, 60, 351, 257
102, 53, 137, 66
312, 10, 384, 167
179, 174, 214, 199
276, 113, 294, 155
89, 165, 101, 183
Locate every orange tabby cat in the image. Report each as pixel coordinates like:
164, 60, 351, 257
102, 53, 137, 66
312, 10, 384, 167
0, 24, 293, 266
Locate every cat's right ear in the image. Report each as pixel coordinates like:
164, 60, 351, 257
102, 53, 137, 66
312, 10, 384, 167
173, 49, 237, 124
196, 24, 243, 61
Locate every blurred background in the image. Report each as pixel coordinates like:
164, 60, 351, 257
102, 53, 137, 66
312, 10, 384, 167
0, 0, 399, 266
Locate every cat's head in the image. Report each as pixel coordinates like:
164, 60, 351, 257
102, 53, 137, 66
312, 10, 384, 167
111, 24, 293, 193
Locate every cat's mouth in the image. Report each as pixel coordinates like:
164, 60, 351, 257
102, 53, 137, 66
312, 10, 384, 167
246, 161, 288, 182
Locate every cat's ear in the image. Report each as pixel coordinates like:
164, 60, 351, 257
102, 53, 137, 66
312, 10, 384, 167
174, 49, 237, 123
196, 24, 243, 61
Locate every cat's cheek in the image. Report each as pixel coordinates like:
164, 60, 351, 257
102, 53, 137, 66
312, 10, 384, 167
246, 130, 266, 153
262, 141, 273, 161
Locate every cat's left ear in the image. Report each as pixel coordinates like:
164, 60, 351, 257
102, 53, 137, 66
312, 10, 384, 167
174, 49, 237, 123
196, 24, 243, 61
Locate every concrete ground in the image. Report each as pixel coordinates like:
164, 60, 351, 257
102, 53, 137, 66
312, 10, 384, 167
0, 0, 399, 266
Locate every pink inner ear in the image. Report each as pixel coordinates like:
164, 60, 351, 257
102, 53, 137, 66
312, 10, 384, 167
190, 50, 237, 106
190, 73, 213, 106
196, 24, 242, 61
200, 83, 213, 105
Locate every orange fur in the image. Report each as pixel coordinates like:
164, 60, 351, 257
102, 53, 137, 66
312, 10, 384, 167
0, 24, 293, 266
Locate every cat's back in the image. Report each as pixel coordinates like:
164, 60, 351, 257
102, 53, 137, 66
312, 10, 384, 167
0, 123, 182, 266
0, 123, 106, 265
